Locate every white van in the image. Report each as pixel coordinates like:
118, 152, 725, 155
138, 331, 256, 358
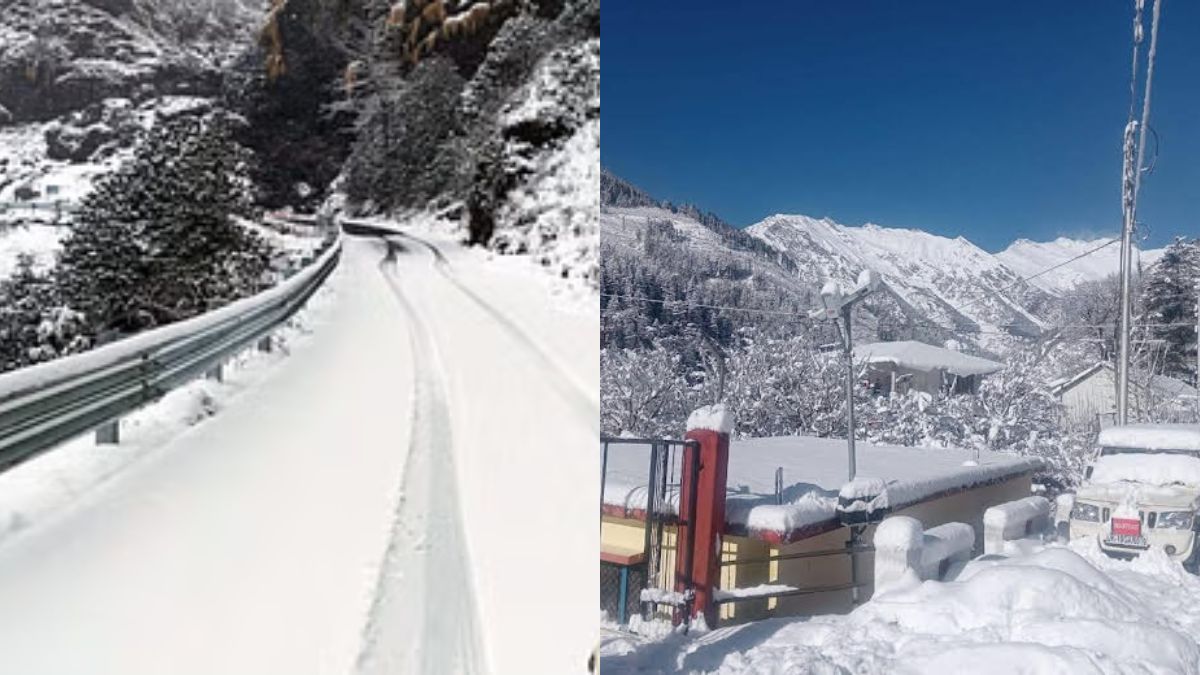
1069, 424, 1200, 572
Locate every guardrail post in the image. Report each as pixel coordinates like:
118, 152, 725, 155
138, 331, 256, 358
95, 420, 120, 445
206, 364, 224, 383
675, 405, 732, 628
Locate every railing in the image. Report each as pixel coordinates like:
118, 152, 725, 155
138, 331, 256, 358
600, 437, 700, 629
0, 228, 341, 472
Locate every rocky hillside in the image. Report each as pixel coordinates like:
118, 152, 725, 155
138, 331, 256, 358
0, 0, 256, 124
0, 0, 257, 213
1, 0, 600, 288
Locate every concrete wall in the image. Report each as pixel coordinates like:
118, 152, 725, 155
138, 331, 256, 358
739, 473, 1031, 621
600, 474, 1033, 625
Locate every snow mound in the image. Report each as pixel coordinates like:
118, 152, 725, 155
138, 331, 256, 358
604, 545, 1200, 674
839, 476, 888, 501
686, 403, 734, 434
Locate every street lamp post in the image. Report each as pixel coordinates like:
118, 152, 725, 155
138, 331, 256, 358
810, 270, 882, 482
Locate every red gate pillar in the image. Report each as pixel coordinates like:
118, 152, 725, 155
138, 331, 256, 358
675, 406, 732, 627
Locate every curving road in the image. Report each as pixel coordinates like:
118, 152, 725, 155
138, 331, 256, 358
0, 231, 598, 674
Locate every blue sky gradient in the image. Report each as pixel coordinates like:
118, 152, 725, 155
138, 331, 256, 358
602, 2, 1200, 251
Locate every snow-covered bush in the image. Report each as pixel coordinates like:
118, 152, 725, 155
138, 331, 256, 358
601, 336, 1101, 492
600, 346, 689, 438
0, 254, 90, 372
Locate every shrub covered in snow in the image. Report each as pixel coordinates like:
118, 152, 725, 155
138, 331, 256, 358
0, 254, 90, 372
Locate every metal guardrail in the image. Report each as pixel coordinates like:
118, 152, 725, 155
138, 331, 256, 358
0, 228, 342, 472
0, 201, 79, 213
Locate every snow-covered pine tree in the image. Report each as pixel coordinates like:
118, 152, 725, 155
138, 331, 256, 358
56, 112, 271, 338
1142, 237, 1200, 383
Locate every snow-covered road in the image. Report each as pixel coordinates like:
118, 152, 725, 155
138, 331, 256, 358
0, 232, 598, 674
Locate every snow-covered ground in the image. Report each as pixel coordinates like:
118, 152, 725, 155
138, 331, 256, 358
0, 223, 66, 277
0, 231, 598, 674
601, 536, 1200, 674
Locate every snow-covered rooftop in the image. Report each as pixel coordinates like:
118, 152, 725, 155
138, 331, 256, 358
601, 435, 1042, 543
855, 340, 1003, 377
1098, 424, 1200, 452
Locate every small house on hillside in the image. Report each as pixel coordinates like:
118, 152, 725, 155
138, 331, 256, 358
1051, 361, 1199, 427
854, 340, 1003, 396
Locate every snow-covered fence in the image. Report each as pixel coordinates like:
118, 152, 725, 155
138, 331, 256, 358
0, 230, 341, 471
874, 516, 974, 592
983, 496, 1052, 555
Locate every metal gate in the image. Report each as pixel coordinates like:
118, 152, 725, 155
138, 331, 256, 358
600, 437, 700, 628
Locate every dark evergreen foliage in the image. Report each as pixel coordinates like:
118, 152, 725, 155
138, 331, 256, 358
56, 113, 271, 337
1142, 237, 1200, 382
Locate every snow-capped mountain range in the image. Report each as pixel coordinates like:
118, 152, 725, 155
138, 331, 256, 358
601, 171, 1162, 351
997, 237, 1164, 293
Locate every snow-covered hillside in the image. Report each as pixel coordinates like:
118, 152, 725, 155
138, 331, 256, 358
998, 237, 1165, 293
749, 214, 1050, 340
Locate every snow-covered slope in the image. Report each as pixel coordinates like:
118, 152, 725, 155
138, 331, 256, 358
997, 237, 1165, 293
748, 214, 1051, 340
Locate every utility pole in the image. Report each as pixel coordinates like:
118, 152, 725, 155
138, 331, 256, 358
1117, 0, 1163, 425
810, 271, 881, 481
837, 307, 857, 479
1116, 124, 1135, 425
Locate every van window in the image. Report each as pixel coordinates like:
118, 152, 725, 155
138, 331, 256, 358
1100, 446, 1200, 459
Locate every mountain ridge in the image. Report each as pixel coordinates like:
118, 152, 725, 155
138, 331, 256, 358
600, 171, 1144, 354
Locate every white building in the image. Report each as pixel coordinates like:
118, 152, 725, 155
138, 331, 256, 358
854, 340, 1003, 396
1050, 361, 1199, 427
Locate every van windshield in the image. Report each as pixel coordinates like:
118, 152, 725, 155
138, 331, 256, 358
1100, 446, 1200, 459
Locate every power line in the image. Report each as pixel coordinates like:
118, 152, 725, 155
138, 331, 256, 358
601, 292, 812, 318
602, 291, 1197, 335
949, 238, 1121, 318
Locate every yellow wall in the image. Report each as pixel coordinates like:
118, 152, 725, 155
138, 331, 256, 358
601, 473, 1033, 625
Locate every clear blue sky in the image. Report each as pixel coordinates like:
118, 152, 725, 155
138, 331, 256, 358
602, 1, 1200, 251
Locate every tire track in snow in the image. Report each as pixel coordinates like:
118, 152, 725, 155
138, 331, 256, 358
389, 231, 599, 435
355, 239, 486, 675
